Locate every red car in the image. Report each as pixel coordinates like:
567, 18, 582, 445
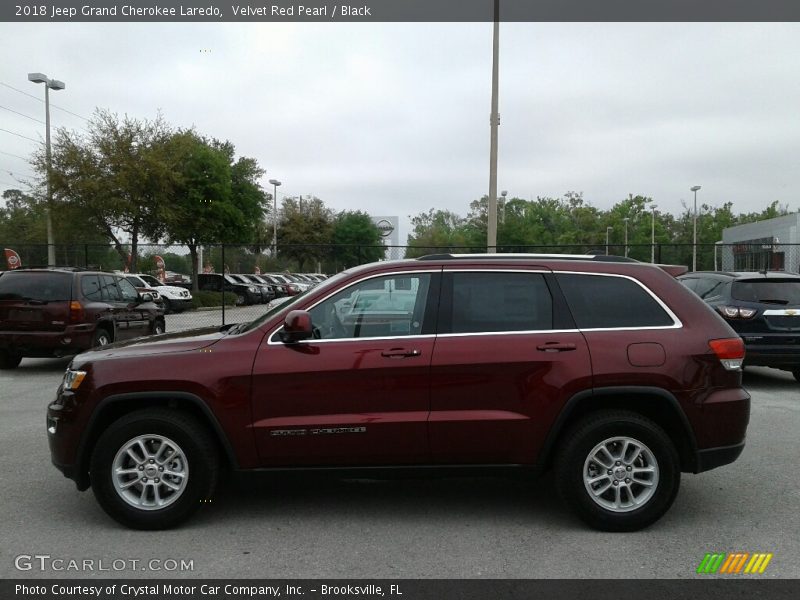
47, 254, 749, 531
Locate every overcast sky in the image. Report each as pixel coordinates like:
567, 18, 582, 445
2, 22, 800, 244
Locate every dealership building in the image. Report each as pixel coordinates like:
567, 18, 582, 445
721, 213, 800, 272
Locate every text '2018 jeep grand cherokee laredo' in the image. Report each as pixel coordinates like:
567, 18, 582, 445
47, 254, 750, 531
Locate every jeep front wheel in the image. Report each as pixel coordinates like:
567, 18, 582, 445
555, 410, 680, 532
89, 409, 219, 530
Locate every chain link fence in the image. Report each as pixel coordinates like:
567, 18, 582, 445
3, 241, 799, 332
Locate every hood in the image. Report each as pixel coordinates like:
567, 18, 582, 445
72, 326, 226, 366
159, 284, 191, 295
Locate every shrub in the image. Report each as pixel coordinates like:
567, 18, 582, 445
190, 291, 237, 309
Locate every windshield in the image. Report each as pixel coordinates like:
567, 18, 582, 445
732, 279, 800, 305
235, 270, 351, 334
139, 274, 162, 287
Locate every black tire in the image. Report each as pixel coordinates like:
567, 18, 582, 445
162, 298, 173, 315
89, 408, 219, 530
153, 319, 165, 335
0, 350, 22, 369
92, 327, 112, 348
235, 293, 246, 306
554, 410, 680, 532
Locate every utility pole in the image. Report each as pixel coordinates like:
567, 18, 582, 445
487, 0, 500, 253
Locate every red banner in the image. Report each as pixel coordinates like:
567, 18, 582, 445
4, 248, 21, 270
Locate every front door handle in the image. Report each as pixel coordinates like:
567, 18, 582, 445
381, 348, 422, 358
537, 342, 577, 353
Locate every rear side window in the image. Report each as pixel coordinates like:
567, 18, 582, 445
81, 275, 103, 301
557, 273, 674, 329
732, 279, 800, 305
448, 272, 553, 333
0, 272, 72, 302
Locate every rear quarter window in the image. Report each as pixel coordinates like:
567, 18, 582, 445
557, 273, 674, 329
0, 271, 72, 302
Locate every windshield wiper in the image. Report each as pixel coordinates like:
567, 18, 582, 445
757, 298, 789, 305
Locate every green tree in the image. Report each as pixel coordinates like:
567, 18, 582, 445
330, 210, 383, 268
277, 196, 334, 271
35, 109, 174, 271
160, 131, 268, 290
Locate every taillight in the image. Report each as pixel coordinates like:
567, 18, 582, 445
717, 305, 756, 319
69, 300, 85, 324
709, 337, 745, 371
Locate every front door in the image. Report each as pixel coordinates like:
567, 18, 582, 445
250, 271, 441, 466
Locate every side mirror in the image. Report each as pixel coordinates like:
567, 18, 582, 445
279, 310, 313, 343
139, 293, 154, 303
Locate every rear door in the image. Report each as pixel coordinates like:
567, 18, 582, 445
428, 268, 592, 465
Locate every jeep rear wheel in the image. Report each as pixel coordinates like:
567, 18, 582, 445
89, 408, 219, 530
555, 410, 680, 532
0, 350, 22, 369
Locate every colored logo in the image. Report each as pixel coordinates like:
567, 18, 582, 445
696, 552, 773, 574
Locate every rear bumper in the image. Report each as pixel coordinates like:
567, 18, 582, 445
0, 327, 94, 357
743, 345, 800, 369
694, 440, 746, 473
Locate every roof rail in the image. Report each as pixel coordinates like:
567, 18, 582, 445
416, 253, 640, 263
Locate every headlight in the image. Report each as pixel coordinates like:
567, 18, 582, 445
63, 369, 87, 391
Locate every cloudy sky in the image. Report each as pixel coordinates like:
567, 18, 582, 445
2, 21, 800, 243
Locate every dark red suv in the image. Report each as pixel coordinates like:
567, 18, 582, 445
46, 254, 750, 531
1, 268, 165, 369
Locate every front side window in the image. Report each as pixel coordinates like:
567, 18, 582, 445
557, 273, 674, 329
308, 273, 431, 339
117, 277, 141, 302
448, 272, 553, 333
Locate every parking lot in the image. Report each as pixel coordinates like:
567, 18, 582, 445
1, 358, 798, 579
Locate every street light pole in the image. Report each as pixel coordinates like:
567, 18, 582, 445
28, 72, 65, 268
651, 205, 658, 263
269, 179, 281, 258
605, 226, 613, 255
691, 185, 702, 272
623, 217, 630, 257
487, 0, 500, 253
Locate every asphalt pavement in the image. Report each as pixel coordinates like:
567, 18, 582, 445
1, 357, 797, 579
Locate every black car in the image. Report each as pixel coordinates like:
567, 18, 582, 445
194, 274, 261, 306
679, 270, 800, 381
231, 274, 276, 303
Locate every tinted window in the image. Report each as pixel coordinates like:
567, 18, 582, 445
138, 274, 161, 286
126, 276, 146, 288
81, 275, 103, 301
695, 278, 727, 300
679, 278, 698, 292
118, 277, 140, 302
558, 274, 674, 329
100, 275, 121, 302
0, 271, 72, 302
309, 274, 431, 339
449, 272, 552, 333
732, 279, 800, 305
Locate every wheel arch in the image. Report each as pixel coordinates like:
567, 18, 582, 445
539, 387, 698, 473
74, 391, 238, 491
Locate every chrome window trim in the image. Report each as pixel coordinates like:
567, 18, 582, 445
265, 267, 682, 347
553, 270, 683, 330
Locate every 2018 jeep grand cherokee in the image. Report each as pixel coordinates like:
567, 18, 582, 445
47, 254, 750, 531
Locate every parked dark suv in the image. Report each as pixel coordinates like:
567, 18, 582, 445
190, 273, 261, 306
679, 270, 800, 381
0, 268, 165, 369
47, 255, 750, 531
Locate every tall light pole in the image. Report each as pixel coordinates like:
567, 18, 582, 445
623, 217, 630, 257
691, 185, 702, 272
269, 179, 281, 257
605, 226, 613, 255
28, 72, 65, 268
651, 204, 658, 263
487, 0, 500, 253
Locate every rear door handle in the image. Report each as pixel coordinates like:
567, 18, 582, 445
536, 342, 577, 352
381, 348, 422, 358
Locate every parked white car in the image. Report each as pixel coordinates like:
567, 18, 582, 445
132, 273, 193, 313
